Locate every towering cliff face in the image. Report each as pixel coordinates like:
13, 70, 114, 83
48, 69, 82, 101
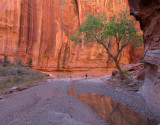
128, 0, 160, 110
0, 0, 140, 71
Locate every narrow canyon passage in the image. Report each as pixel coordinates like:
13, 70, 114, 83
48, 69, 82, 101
0, 0, 159, 125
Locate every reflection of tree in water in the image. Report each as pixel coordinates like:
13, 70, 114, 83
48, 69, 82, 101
69, 88, 152, 125
88, 94, 152, 125
106, 103, 136, 125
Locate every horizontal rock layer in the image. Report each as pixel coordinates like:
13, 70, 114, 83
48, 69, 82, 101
0, 0, 142, 71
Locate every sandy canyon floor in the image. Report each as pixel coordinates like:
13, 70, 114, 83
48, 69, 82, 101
0, 76, 160, 125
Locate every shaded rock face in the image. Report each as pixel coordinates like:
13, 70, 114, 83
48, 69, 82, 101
0, 0, 141, 71
128, 0, 160, 109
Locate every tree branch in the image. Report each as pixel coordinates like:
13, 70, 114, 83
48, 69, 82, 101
120, 43, 130, 52
99, 40, 115, 59
116, 42, 130, 59
105, 38, 111, 48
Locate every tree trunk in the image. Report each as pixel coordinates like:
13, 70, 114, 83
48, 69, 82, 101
100, 40, 125, 80
114, 59, 124, 80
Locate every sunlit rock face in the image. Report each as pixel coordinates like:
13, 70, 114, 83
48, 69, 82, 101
128, 0, 160, 109
0, 0, 141, 71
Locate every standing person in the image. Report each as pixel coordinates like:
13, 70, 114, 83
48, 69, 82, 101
85, 73, 88, 80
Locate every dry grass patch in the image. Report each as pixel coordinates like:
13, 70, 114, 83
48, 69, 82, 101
0, 65, 46, 90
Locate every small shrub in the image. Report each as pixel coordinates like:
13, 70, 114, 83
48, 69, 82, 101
3, 56, 9, 67
0, 67, 27, 76
0, 67, 11, 76
12, 61, 25, 67
28, 59, 32, 68
122, 76, 133, 84
139, 56, 144, 63
111, 75, 115, 79
18, 61, 25, 67
122, 70, 129, 76
0, 65, 46, 89
56, 72, 70, 78
0, 59, 2, 65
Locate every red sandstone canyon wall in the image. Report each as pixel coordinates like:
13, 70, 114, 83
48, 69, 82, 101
0, 0, 142, 72
128, 0, 160, 110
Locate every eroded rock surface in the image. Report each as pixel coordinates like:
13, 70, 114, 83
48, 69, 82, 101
128, 0, 160, 109
0, 0, 142, 72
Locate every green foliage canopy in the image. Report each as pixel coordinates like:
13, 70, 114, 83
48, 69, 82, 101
71, 11, 142, 54
71, 11, 143, 80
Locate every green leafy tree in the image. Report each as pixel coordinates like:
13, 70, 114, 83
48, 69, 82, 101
71, 11, 142, 80
28, 58, 32, 68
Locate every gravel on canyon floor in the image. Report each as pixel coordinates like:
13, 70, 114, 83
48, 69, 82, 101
0, 76, 160, 125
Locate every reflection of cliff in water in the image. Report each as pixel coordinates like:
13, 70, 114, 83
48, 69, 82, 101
68, 83, 157, 125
